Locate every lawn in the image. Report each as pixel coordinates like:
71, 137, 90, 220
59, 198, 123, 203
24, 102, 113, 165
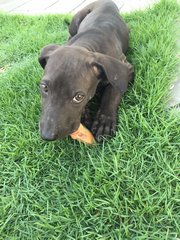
0, 0, 179, 239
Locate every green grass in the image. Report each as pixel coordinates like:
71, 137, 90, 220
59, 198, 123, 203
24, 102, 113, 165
0, 0, 180, 239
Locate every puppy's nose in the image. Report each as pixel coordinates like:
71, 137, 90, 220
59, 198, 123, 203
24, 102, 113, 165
40, 130, 57, 141
39, 120, 58, 141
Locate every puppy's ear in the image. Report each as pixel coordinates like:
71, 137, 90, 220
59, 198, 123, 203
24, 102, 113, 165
38, 44, 60, 69
93, 53, 134, 93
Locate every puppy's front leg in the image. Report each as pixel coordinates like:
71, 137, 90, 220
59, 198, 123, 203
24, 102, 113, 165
91, 84, 122, 141
81, 105, 93, 130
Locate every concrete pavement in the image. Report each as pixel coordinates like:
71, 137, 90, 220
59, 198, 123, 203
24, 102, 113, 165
0, 0, 158, 14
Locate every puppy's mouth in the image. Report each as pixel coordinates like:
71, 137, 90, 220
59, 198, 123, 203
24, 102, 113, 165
39, 122, 80, 141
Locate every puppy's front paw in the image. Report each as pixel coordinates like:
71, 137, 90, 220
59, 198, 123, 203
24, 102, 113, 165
91, 113, 116, 142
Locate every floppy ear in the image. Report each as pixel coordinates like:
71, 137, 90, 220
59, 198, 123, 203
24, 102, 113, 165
38, 44, 60, 69
93, 53, 134, 93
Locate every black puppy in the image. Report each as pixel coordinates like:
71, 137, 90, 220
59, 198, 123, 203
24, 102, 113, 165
38, 0, 134, 142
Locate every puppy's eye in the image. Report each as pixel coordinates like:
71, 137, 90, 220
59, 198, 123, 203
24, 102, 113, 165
73, 93, 85, 103
40, 83, 48, 95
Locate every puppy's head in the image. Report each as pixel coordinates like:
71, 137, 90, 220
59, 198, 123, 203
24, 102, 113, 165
38, 45, 132, 141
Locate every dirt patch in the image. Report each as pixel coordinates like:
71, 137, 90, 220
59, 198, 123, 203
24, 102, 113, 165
0, 67, 6, 74
0, 66, 9, 74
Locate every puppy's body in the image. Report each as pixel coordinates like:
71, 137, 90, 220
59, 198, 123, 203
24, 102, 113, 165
68, 0, 129, 57
38, 0, 134, 141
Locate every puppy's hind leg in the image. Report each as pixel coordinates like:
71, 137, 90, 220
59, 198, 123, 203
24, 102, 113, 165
69, 2, 96, 37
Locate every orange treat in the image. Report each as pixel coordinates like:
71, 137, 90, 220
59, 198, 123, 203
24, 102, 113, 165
70, 123, 95, 144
